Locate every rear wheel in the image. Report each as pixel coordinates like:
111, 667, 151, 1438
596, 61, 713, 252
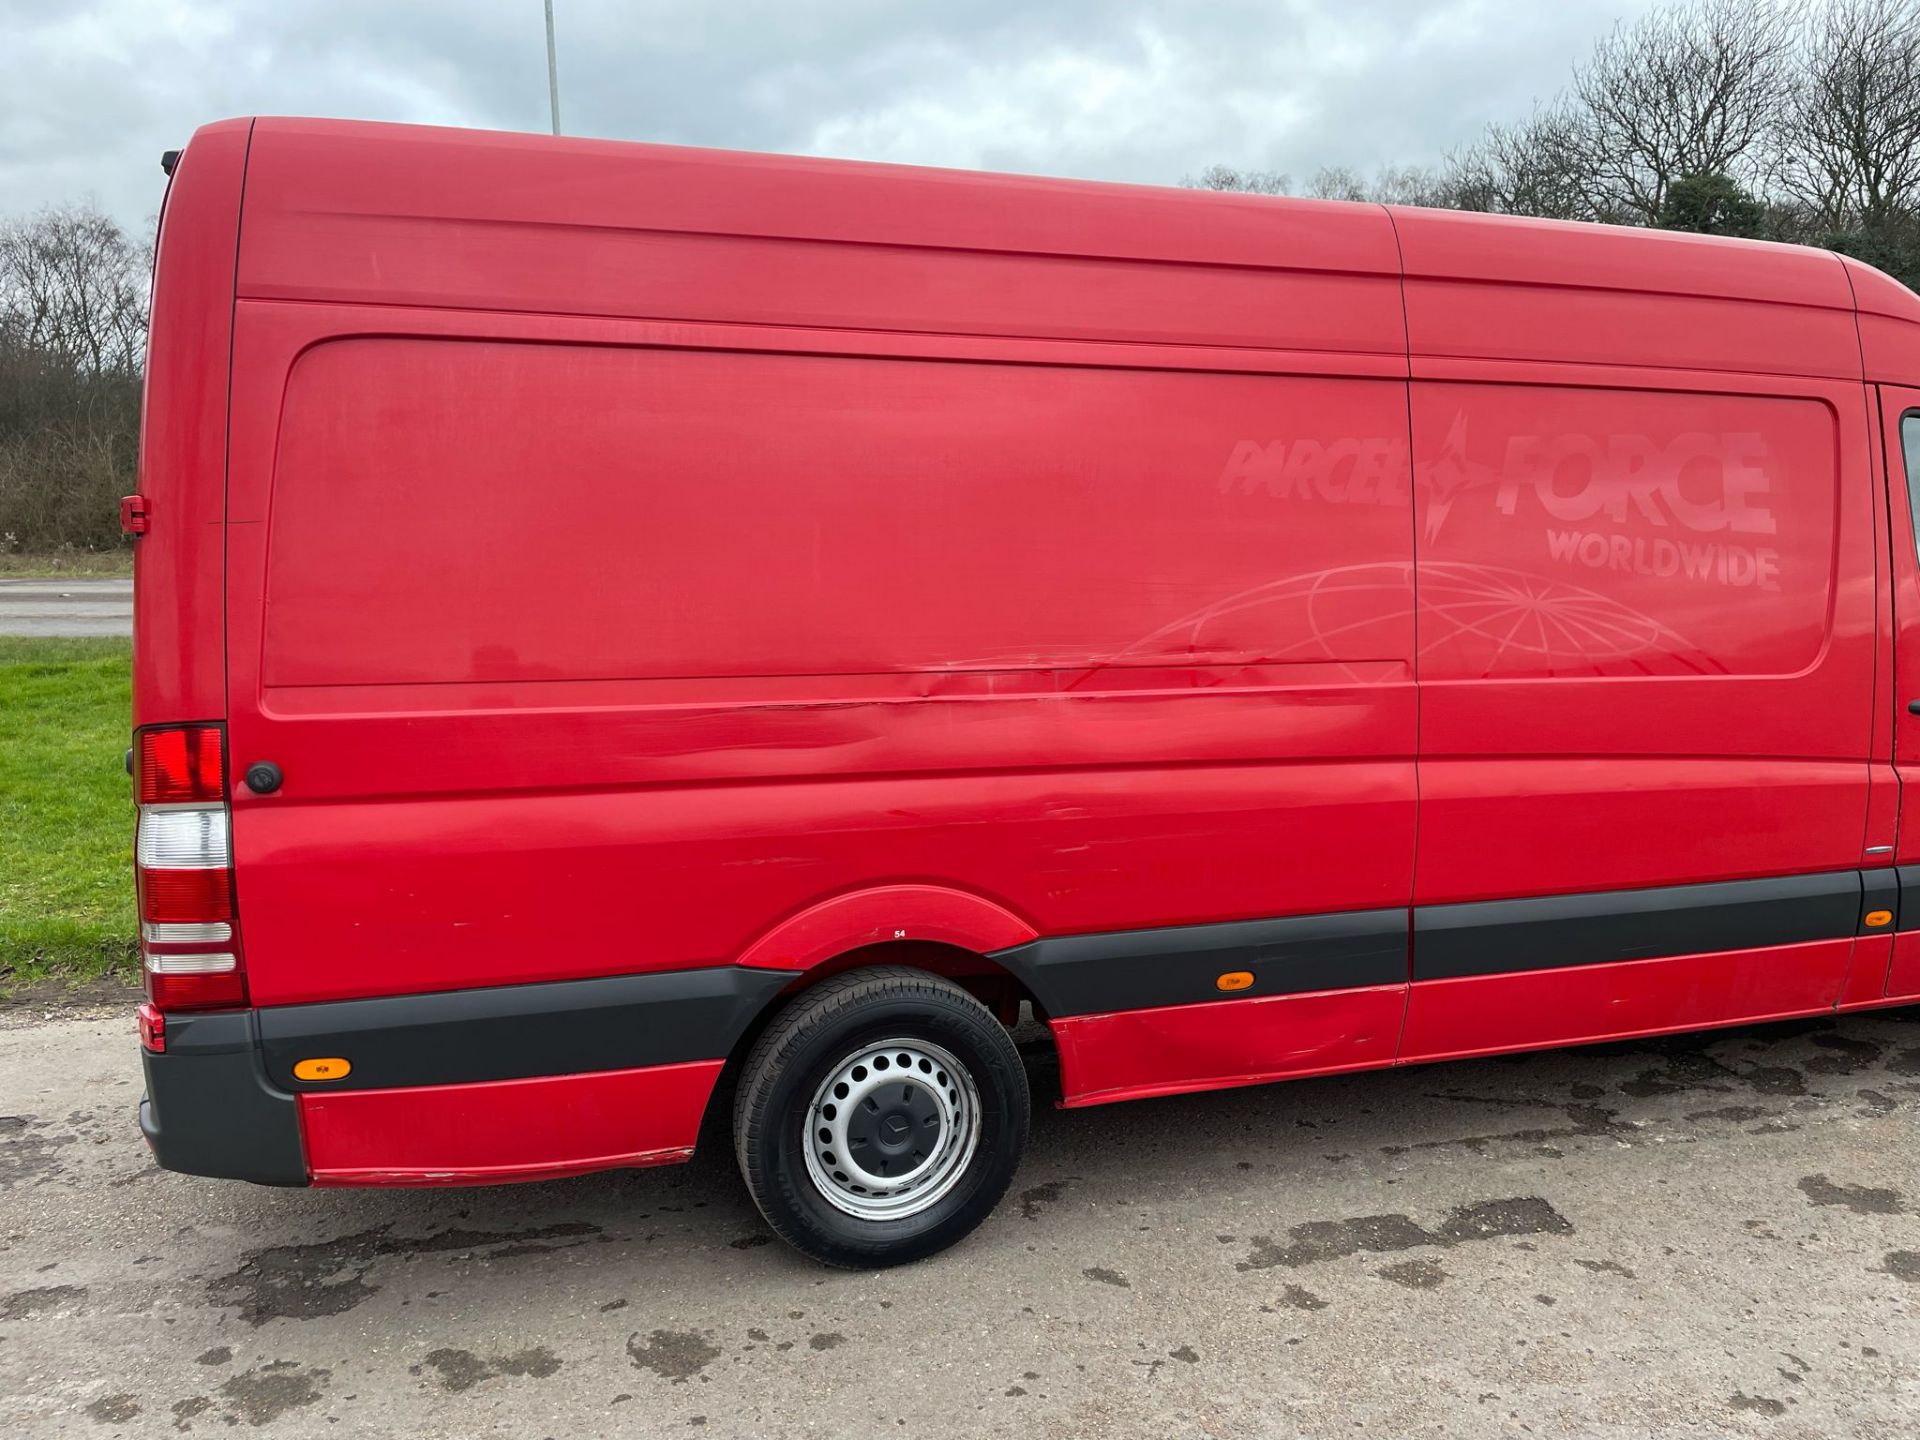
732, 967, 1029, 1268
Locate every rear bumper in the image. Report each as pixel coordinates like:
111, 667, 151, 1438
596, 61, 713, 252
139, 1010, 309, 1186
139, 965, 788, 1187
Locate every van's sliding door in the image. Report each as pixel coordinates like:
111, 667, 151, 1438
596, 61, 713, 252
1391, 211, 1880, 1059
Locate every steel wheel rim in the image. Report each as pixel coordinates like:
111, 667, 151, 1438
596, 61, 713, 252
802, 1037, 981, 1221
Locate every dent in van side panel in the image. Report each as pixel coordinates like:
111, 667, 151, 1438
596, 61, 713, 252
1051, 985, 1406, 1108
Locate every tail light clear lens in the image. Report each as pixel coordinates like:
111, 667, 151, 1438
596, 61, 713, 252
133, 724, 246, 1009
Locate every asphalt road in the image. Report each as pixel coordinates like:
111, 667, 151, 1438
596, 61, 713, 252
0, 579, 132, 637
1, 999, 1916, 1438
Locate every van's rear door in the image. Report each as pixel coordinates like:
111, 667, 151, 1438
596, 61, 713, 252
130, 119, 250, 732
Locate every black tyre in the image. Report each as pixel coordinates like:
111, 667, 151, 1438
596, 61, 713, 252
732, 966, 1030, 1268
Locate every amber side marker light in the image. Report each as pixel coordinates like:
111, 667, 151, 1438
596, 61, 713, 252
1864, 910, 1893, 928
1216, 971, 1255, 992
293, 1058, 351, 1082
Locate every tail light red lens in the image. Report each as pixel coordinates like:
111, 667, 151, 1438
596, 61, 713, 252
133, 723, 246, 1010
139, 867, 234, 925
137, 726, 224, 804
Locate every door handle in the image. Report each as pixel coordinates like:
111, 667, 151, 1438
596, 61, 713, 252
1909, 701, 1920, 715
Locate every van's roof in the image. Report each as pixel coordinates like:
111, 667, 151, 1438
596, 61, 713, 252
203, 116, 1920, 380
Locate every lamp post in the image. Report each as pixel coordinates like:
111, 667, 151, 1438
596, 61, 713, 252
544, 0, 562, 135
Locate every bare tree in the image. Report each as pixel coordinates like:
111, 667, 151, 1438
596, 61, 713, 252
0, 204, 149, 377
1444, 104, 1615, 220
1180, 164, 1291, 196
1301, 165, 1367, 201
1367, 164, 1461, 209
1190, 161, 1464, 209
1572, 0, 1799, 221
1777, 0, 1920, 229
1176, 0, 1920, 291
0, 203, 148, 552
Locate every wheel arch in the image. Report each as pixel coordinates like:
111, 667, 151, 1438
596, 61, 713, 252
700, 887, 1053, 1139
732, 884, 1039, 972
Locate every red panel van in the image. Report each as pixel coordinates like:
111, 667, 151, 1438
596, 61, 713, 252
130, 118, 1920, 1266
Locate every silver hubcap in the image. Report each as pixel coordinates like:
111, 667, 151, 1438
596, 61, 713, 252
802, 1038, 980, 1221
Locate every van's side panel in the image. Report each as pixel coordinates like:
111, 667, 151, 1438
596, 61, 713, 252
224, 305, 1416, 1012
222, 122, 1420, 1131
132, 118, 249, 728
1392, 210, 1876, 1056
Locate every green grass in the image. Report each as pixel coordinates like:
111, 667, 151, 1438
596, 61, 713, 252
0, 551, 134, 578
0, 636, 136, 986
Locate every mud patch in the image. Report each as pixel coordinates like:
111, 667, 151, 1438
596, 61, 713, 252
220, 1361, 330, 1426
1387, 1099, 1632, 1156
1805, 1034, 1883, 1075
1574, 1259, 1635, 1278
1238, 1195, 1571, 1273
1018, 1179, 1073, 1221
1797, 1174, 1905, 1216
627, 1329, 720, 1383
1379, 1258, 1449, 1289
418, 1345, 561, 1393
1274, 1284, 1329, 1311
0, 1283, 85, 1319
84, 1393, 141, 1423
1729, 1392, 1787, 1417
0, 1115, 76, 1188
1619, 1051, 1741, 1098
1882, 1251, 1920, 1282
208, 1221, 601, 1324
171, 1395, 212, 1428
1745, 1067, 1807, 1097
1435, 1197, 1571, 1244
808, 1332, 846, 1351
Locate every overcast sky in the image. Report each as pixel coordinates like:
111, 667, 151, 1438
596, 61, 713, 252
1, 0, 1668, 235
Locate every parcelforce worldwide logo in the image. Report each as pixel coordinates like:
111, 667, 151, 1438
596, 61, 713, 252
1218, 414, 1784, 592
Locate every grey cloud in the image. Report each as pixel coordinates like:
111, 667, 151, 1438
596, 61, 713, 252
0, 0, 1665, 234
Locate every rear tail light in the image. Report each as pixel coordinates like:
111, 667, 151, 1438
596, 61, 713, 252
134, 723, 246, 1009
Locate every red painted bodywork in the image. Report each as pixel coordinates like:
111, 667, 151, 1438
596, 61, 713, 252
132, 118, 1920, 1184
1052, 985, 1406, 1107
132, 118, 248, 729
302, 1060, 722, 1186
1887, 932, 1920, 1001
1399, 938, 1857, 1062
